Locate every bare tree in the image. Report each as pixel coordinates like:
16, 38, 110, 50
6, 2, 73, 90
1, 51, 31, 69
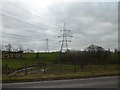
18, 45, 23, 58
5, 44, 12, 58
5, 44, 12, 52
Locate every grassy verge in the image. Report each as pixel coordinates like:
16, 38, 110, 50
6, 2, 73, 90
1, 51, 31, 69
3, 69, 118, 83
2, 64, 119, 83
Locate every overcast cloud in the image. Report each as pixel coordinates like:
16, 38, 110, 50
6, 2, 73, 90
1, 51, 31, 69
0, 0, 118, 51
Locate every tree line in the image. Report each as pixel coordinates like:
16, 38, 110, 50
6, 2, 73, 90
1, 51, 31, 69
58, 50, 119, 66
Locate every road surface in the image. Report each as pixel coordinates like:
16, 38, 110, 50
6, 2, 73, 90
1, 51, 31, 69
3, 76, 118, 88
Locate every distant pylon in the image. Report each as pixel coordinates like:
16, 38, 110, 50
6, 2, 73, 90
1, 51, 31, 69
45, 39, 49, 53
58, 23, 73, 52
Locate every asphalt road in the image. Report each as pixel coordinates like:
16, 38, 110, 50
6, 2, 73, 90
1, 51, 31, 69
2, 76, 118, 88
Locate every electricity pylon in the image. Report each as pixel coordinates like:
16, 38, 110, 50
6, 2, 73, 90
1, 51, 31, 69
58, 23, 73, 52
45, 39, 49, 53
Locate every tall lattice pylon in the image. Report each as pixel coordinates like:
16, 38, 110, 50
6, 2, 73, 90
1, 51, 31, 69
45, 39, 49, 53
58, 23, 73, 52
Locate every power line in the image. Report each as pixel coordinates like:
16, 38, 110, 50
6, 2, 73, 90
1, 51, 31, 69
58, 23, 73, 52
2, 31, 49, 43
1, 8, 55, 30
3, 31, 58, 42
6, 2, 58, 30
1, 13, 47, 30
7, 2, 49, 22
2, 32, 59, 51
1, 7, 59, 35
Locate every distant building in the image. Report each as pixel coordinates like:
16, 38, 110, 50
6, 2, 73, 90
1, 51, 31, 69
84, 44, 105, 52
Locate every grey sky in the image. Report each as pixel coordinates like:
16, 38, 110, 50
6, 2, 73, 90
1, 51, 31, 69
1, 0, 118, 51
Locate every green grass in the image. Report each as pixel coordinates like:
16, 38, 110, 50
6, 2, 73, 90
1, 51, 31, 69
24, 52, 58, 61
3, 69, 118, 83
2, 52, 119, 83
2, 52, 59, 69
2, 59, 39, 69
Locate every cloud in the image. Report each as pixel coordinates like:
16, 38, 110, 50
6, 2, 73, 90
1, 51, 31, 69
1, 1, 118, 51
47, 2, 118, 50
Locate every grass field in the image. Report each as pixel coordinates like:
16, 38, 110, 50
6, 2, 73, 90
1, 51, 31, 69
2, 52, 119, 82
2, 52, 58, 69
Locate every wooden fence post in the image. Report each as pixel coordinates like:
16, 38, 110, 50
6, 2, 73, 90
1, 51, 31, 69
25, 64, 27, 75
74, 64, 77, 73
5, 64, 8, 75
